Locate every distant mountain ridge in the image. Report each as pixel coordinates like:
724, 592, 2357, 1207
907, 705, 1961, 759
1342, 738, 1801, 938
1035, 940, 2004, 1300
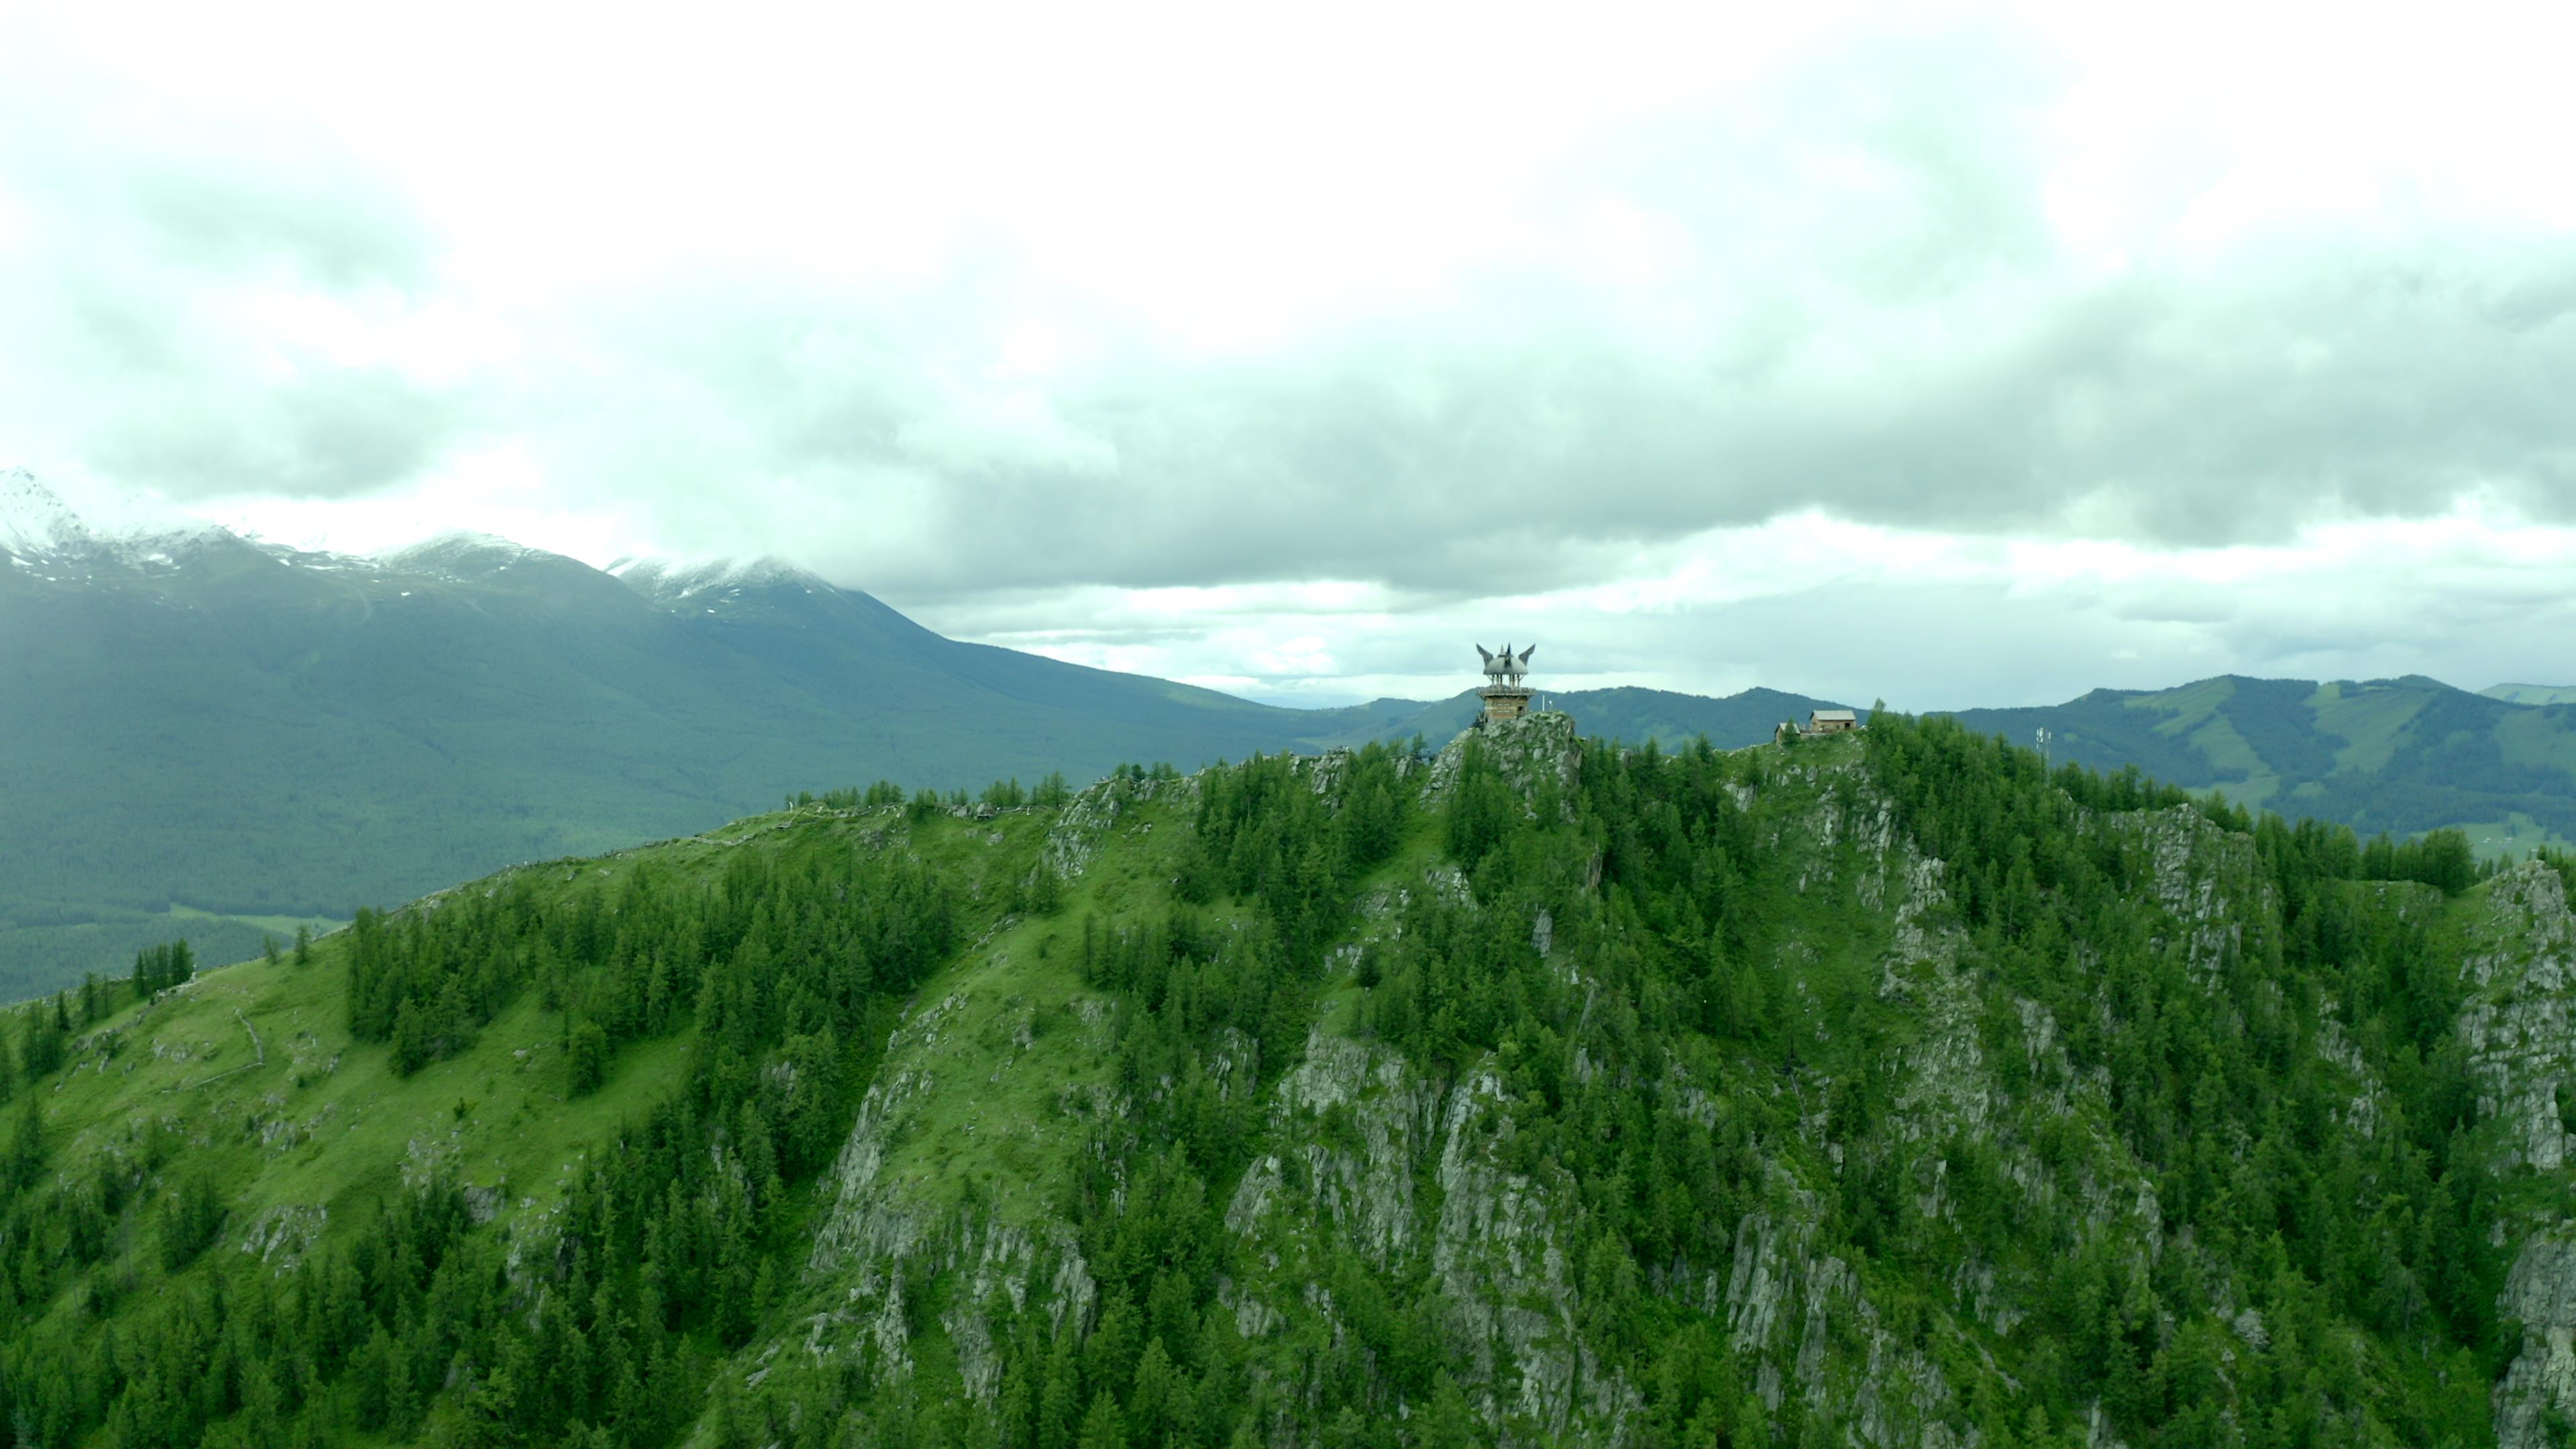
0, 472, 1843, 999
17, 469, 2576, 1004
1949, 673, 2576, 857
2485, 682, 2576, 706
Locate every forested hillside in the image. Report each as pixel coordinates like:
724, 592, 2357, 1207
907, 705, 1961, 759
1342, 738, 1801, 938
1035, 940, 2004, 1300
9, 712, 2576, 1446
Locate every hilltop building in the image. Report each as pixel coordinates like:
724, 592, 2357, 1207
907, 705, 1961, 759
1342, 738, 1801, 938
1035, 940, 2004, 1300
1474, 643, 1536, 724
1779, 706, 1864, 741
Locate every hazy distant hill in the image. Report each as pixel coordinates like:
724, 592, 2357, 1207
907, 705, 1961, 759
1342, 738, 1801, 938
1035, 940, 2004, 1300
2485, 682, 2576, 705
1950, 674, 2576, 857
0, 470, 1849, 999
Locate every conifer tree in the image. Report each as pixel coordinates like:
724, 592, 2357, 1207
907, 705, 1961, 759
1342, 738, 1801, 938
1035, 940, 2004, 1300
1077, 1393, 1127, 1449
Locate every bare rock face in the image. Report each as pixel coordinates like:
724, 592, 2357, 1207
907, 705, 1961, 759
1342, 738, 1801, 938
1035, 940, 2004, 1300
2497, 1232, 2576, 1449
1224, 1030, 1441, 1265
2467, 863, 2576, 1448
2094, 804, 2267, 980
1222, 1024, 1642, 1442
1042, 771, 1197, 880
1723, 1202, 1972, 1449
1428, 709, 1582, 814
2462, 864, 2576, 1174
237, 1202, 328, 1268
1430, 1065, 1642, 1438
804, 988, 1097, 1392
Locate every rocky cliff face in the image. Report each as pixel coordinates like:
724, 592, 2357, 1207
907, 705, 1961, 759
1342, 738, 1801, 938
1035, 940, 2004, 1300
2461, 864, 2576, 1175
2463, 863, 2576, 1448
1223, 1032, 1642, 1441
1428, 710, 1581, 812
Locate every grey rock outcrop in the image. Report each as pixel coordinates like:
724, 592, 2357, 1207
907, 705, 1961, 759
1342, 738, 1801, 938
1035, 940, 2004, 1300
2462, 863, 2576, 1173
2498, 1231, 2576, 1449
1428, 709, 1581, 816
2467, 863, 2576, 1447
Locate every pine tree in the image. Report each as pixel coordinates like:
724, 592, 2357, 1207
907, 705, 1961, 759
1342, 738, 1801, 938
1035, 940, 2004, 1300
1077, 1393, 1127, 1449
1128, 1338, 1178, 1448
390, 998, 427, 1076
1039, 1337, 1081, 1449
4, 1092, 45, 1194
568, 1020, 610, 1095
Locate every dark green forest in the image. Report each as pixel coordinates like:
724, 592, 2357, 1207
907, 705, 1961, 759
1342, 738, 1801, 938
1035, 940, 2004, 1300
1, 714, 2567, 1446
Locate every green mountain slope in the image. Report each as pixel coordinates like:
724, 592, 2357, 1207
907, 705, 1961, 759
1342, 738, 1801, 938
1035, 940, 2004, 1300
9, 716, 2576, 1446
1951, 673, 2576, 859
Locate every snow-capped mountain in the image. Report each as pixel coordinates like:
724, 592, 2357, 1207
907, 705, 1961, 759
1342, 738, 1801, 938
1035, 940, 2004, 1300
0, 467, 252, 574
2, 466, 842, 620
608, 554, 828, 604
381, 530, 561, 582
0, 467, 95, 561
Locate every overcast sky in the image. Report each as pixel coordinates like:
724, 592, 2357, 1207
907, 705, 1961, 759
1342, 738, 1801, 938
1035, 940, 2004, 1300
4, 1, 2573, 709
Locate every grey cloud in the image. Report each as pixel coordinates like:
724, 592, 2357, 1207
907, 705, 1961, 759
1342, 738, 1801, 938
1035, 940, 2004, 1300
93, 367, 466, 499
0, 68, 460, 498
115, 147, 431, 288
11, 16, 2574, 598
503, 28, 2576, 598
0, 64, 433, 290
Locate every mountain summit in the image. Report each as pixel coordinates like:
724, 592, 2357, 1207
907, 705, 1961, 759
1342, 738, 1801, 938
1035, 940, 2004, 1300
0, 467, 91, 561
610, 554, 830, 602
0, 468, 252, 576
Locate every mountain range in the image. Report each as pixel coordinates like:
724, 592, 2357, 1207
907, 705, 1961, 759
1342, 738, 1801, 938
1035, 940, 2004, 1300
11, 467, 2576, 1004
0, 470, 1841, 1000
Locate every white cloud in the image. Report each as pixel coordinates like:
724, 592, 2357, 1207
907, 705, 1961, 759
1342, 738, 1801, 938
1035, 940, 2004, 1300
899, 503, 2576, 708
4, 0, 2575, 706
